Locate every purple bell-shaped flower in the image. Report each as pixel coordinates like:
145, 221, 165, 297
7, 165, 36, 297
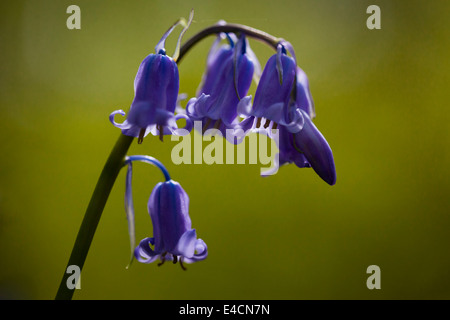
186, 33, 257, 140
123, 155, 207, 269
110, 12, 194, 143
238, 44, 336, 185
134, 180, 208, 269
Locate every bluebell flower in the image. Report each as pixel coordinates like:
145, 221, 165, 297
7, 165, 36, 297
123, 155, 207, 269
186, 33, 257, 139
238, 44, 336, 185
238, 44, 304, 133
110, 11, 194, 143
134, 180, 208, 269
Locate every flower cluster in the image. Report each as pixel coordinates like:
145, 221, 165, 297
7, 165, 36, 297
110, 26, 335, 185
110, 12, 336, 270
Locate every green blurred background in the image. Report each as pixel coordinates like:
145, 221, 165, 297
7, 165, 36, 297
1, 0, 449, 300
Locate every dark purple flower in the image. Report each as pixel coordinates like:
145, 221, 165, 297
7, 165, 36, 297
186, 34, 257, 138
134, 180, 208, 269
123, 155, 172, 267
110, 13, 193, 143
238, 44, 304, 133
123, 155, 207, 269
237, 44, 336, 185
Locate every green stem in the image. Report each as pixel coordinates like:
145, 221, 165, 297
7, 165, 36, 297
176, 23, 282, 63
55, 134, 133, 300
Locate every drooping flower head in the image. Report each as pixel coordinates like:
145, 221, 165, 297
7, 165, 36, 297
237, 43, 336, 185
123, 155, 207, 270
110, 11, 194, 143
238, 44, 304, 134
135, 180, 207, 269
186, 32, 258, 139
272, 66, 317, 170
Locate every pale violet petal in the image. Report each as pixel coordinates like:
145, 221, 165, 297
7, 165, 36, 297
175, 229, 198, 258
134, 238, 160, 264
109, 110, 132, 130
236, 95, 253, 117
183, 239, 208, 263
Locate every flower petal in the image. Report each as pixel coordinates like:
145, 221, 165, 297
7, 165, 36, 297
236, 95, 253, 117
174, 114, 193, 134
158, 113, 193, 136
260, 102, 285, 124
206, 34, 227, 70
109, 110, 131, 130
293, 110, 336, 185
175, 229, 197, 258
183, 238, 208, 263
282, 107, 305, 133
148, 180, 192, 254
296, 67, 315, 119
134, 237, 160, 264
187, 93, 211, 119
250, 52, 296, 124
